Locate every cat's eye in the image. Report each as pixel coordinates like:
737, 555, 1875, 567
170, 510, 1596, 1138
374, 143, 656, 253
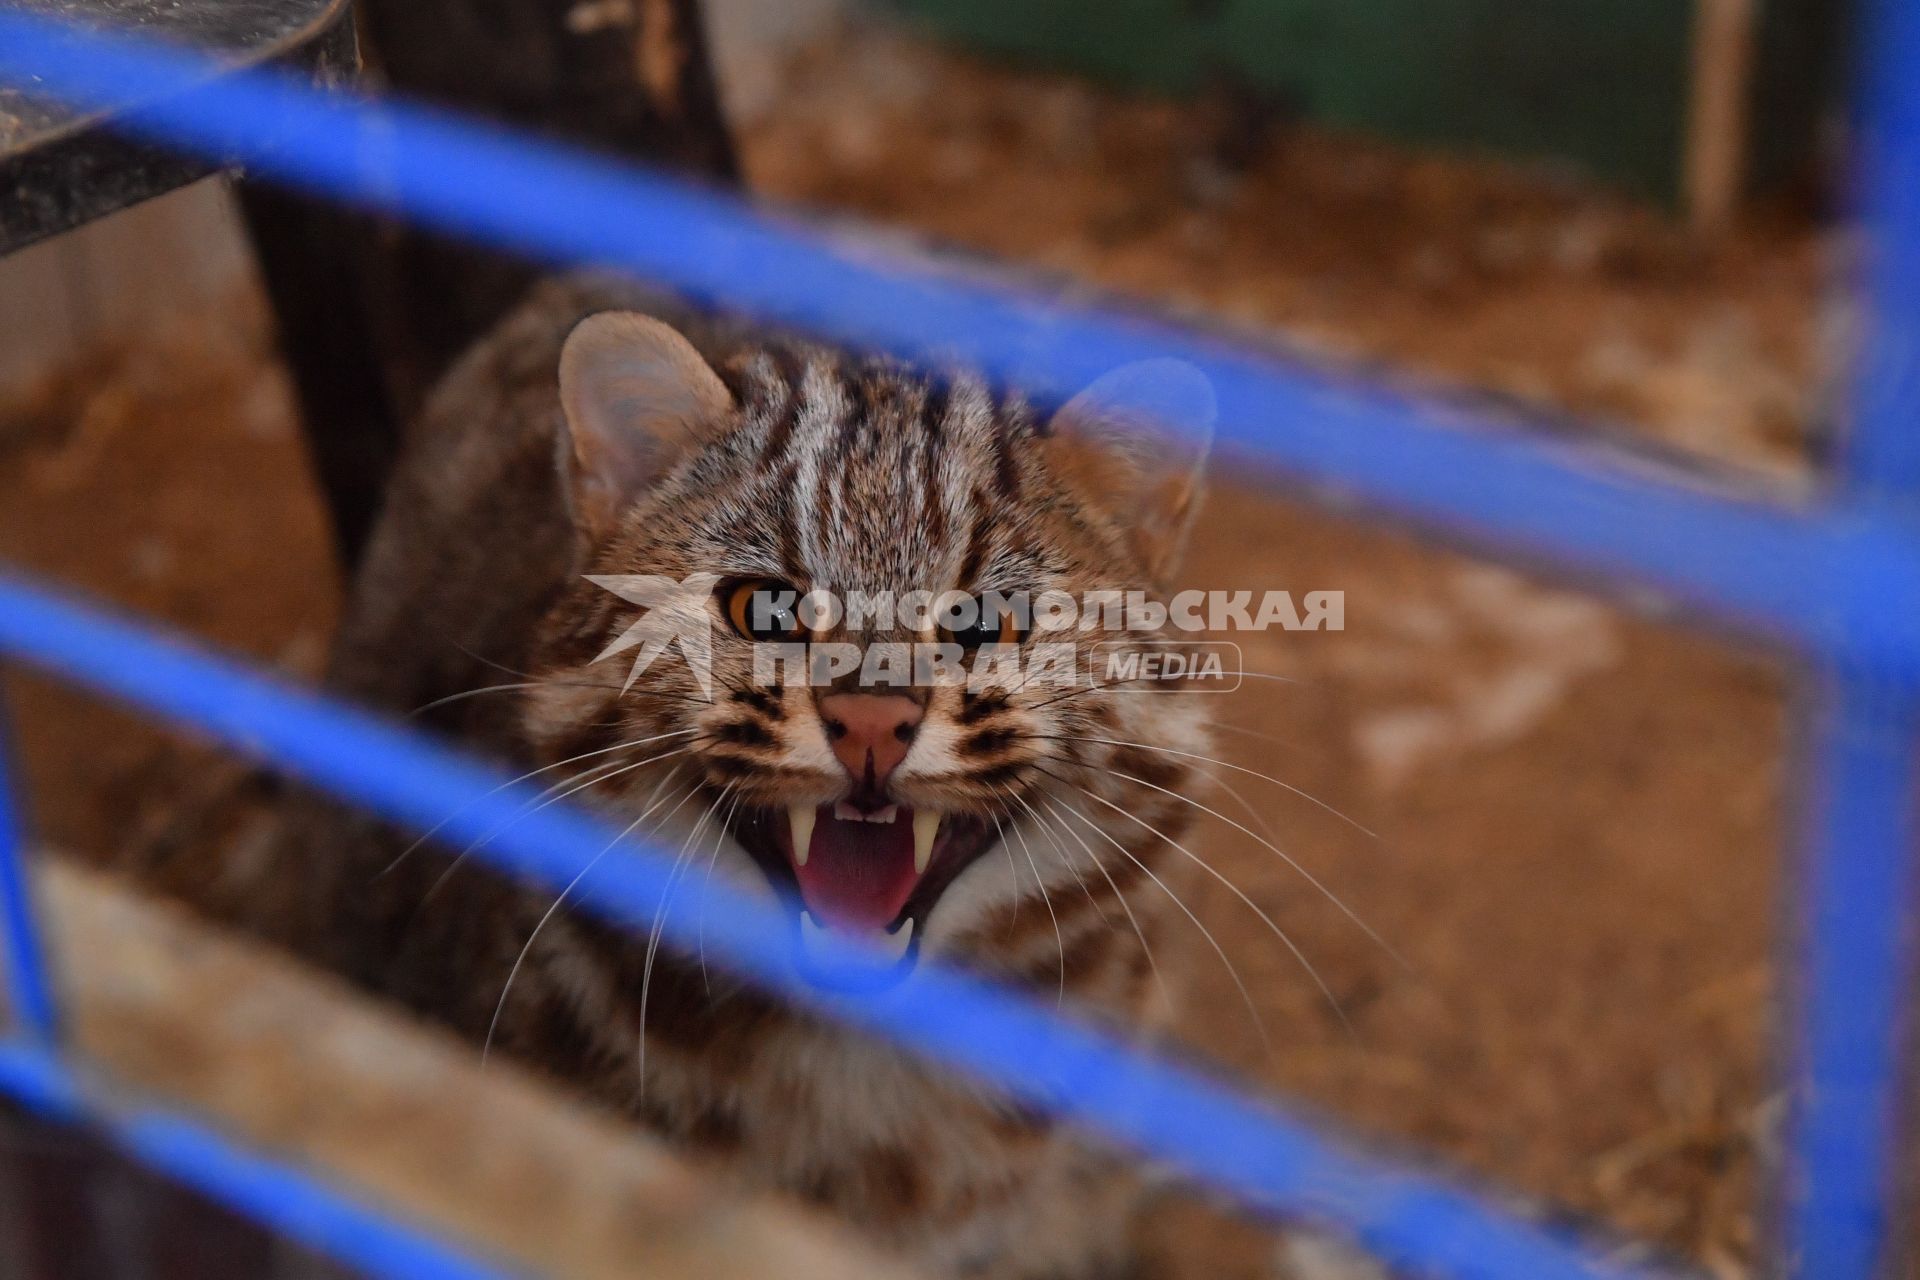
722, 578, 806, 642
938, 593, 1024, 650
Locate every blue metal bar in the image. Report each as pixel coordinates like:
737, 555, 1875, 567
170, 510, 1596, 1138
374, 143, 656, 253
0, 8, 1916, 1278
1, 10, 1919, 668
1783, 0, 1920, 1271
1781, 676, 1920, 1278
0, 688, 59, 1042
0, 573, 1676, 1280
1848, 0, 1920, 498
0, 1037, 513, 1279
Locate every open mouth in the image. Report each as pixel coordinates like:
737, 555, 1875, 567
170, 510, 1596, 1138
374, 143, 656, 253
730, 801, 998, 987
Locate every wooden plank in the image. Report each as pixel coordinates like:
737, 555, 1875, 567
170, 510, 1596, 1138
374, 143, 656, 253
24, 858, 912, 1280
1684, 0, 1758, 232
0, 0, 356, 253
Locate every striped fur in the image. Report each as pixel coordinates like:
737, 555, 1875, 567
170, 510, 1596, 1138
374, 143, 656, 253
262, 276, 1218, 1279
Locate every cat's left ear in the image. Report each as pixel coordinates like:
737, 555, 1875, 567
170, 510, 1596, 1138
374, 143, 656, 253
558, 311, 736, 539
1047, 358, 1215, 582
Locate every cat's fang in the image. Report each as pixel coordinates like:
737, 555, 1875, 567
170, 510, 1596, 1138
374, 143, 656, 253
913, 810, 940, 874
788, 804, 816, 868
879, 917, 914, 963
799, 912, 914, 964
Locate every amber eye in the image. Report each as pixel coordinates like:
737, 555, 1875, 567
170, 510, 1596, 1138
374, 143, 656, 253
938, 592, 1024, 650
722, 578, 805, 642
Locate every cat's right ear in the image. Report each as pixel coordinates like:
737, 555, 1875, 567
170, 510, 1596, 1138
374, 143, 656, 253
557, 312, 735, 539
1046, 358, 1215, 583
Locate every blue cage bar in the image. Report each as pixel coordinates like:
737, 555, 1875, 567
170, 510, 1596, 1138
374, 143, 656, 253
0, 3, 1915, 1277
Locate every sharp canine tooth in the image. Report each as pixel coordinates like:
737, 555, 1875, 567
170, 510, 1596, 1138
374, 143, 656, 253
789, 804, 816, 867
798, 913, 914, 968
879, 917, 914, 963
912, 810, 940, 874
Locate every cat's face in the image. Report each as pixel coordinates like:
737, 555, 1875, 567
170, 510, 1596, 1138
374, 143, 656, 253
522, 312, 1213, 988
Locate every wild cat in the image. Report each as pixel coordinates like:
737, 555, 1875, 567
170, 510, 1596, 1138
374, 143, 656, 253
202, 273, 1220, 1278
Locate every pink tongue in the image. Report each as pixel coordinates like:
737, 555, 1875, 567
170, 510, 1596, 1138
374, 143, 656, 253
792, 807, 920, 932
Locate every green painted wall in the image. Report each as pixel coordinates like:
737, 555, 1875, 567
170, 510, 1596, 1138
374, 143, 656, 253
889, 0, 1847, 203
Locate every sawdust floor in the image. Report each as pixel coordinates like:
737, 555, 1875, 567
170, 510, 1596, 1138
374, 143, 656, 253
0, 21, 1826, 1279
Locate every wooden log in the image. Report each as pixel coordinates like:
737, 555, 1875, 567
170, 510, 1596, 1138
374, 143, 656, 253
5, 858, 909, 1280
240, 0, 740, 565
1684, 0, 1759, 233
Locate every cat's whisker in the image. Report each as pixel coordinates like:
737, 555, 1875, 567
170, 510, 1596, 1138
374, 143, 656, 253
697, 791, 746, 995
1190, 756, 1344, 886
1041, 795, 1272, 1056
408, 680, 544, 717
1188, 759, 1287, 851
454, 644, 759, 709
629, 782, 718, 1090
1003, 786, 1109, 928
1029, 795, 1176, 1017
1018, 652, 1297, 714
454, 645, 713, 703
380, 729, 702, 880
1213, 720, 1312, 757
1093, 760, 1408, 975
1051, 728, 1304, 860
638, 781, 734, 1096
1040, 733, 1381, 842
999, 792, 1068, 1009
1039, 766, 1353, 1041
1025, 672, 1154, 713
417, 747, 692, 900
418, 742, 699, 904
604, 686, 723, 709
454, 646, 588, 685
480, 762, 691, 1062
987, 810, 1024, 929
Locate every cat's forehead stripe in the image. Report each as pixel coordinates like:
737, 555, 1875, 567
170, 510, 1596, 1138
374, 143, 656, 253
752, 355, 801, 467
701, 346, 1040, 592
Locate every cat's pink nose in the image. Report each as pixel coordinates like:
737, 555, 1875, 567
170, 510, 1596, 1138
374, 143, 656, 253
819, 694, 923, 791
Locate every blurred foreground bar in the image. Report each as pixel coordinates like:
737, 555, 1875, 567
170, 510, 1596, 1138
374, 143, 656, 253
0, 0, 356, 252
0, 859, 909, 1280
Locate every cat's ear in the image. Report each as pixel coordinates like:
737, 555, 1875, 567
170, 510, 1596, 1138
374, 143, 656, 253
557, 311, 735, 538
1048, 358, 1215, 581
